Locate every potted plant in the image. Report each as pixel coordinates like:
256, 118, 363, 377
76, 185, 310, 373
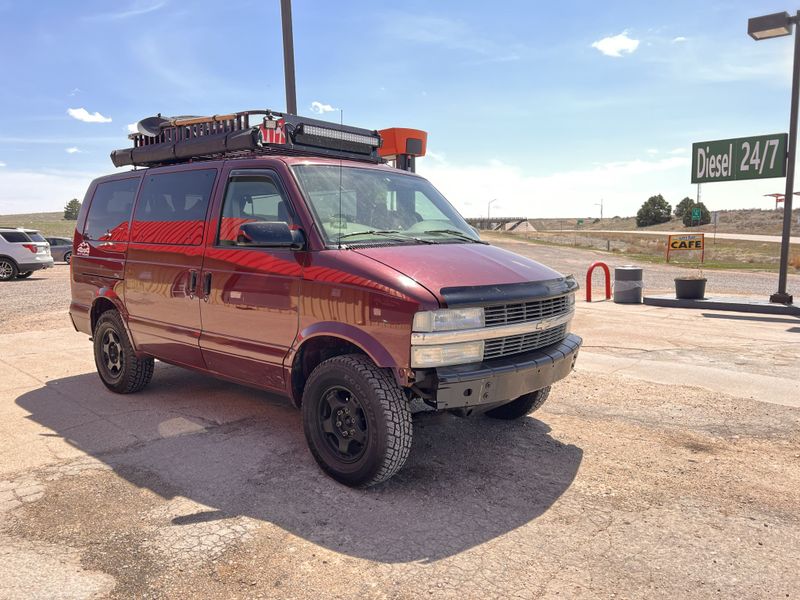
674, 269, 706, 300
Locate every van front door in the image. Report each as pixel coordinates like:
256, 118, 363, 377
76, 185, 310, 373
199, 169, 304, 390
124, 167, 218, 368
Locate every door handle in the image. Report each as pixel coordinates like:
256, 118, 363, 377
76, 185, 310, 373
188, 270, 198, 299
203, 272, 212, 302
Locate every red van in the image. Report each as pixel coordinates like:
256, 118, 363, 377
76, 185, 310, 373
70, 111, 580, 487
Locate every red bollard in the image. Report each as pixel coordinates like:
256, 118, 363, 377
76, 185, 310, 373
586, 261, 611, 302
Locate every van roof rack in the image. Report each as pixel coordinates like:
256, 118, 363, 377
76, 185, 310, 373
111, 109, 384, 168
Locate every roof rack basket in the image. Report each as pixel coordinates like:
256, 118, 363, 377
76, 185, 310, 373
111, 110, 383, 168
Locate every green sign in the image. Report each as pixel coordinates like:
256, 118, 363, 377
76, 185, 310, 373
577, 219, 584, 225
691, 207, 701, 221
691, 133, 787, 183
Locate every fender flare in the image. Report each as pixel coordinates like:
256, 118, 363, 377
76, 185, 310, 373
90, 288, 140, 353
287, 321, 399, 370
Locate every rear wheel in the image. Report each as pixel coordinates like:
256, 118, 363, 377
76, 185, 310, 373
485, 386, 551, 420
93, 311, 154, 394
0, 259, 18, 281
16, 271, 33, 279
302, 354, 412, 487
64, 252, 72, 264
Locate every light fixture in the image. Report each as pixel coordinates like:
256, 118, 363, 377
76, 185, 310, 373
748, 11, 792, 40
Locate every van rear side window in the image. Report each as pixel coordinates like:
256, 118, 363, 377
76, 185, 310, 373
84, 178, 140, 241
131, 169, 217, 245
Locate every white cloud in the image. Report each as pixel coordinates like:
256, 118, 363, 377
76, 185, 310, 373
416, 154, 689, 219
668, 147, 687, 155
672, 36, 688, 43
310, 101, 337, 114
0, 168, 99, 214
646, 148, 659, 155
85, 1, 165, 21
0, 161, 6, 167
65, 147, 81, 154
127, 123, 138, 134
591, 31, 640, 57
67, 108, 112, 123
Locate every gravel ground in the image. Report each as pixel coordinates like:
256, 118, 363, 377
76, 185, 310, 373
1, 243, 799, 598
485, 233, 800, 298
0, 265, 71, 334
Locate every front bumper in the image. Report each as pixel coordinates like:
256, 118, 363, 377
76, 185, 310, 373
430, 333, 582, 410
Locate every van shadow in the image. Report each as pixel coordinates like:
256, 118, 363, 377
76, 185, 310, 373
16, 367, 582, 563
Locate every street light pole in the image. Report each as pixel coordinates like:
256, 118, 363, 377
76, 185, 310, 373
280, 0, 298, 115
750, 10, 799, 304
773, 11, 800, 303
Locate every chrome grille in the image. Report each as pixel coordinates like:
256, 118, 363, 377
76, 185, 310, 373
483, 324, 568, 360
484, 295, 570, 328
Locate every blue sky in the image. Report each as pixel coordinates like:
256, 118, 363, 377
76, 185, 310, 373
0, 0, 797, 218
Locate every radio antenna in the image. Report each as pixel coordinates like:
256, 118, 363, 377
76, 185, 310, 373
337, 108, 344, 249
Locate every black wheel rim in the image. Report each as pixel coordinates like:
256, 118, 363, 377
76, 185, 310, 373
101, 329, 123, 377
317, 386, 369, 462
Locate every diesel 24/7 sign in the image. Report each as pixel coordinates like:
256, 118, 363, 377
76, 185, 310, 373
691, 133, 787, 183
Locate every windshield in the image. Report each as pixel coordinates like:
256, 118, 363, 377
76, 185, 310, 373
291, 165, 479, 246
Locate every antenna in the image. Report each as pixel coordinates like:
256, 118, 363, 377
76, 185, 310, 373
337, 108, 344, 249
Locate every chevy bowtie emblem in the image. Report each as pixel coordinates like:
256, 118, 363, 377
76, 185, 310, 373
535, 318, 555, 331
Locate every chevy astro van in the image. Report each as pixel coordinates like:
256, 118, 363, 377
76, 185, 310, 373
70, 110, 581, 487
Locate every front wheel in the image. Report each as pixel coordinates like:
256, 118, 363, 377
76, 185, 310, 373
93, 311, 154, 394
302, 354, 412, 487
485, 386, 551, 420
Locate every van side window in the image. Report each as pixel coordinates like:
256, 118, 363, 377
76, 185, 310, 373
83, 178, 140, 241
131, 169, 217, 245
218, 175, 294, 245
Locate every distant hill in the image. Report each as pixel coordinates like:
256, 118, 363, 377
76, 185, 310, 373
529, 208, 800, 236
0, 212, 76, 237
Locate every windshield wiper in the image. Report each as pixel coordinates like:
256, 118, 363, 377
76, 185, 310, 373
420, 229, 487, 243
336, 230, 435, 244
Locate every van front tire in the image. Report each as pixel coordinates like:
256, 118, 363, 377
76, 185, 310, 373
302, 354, 412, 487
93, 311, 154, 394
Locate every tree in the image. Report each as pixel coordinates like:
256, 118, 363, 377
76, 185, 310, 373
636, 194, 672, 227
64, 198, 81, 220
682, 201, 711, 227
674, 197, 695, 218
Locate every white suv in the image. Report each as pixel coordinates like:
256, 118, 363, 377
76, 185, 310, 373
0, 228, 54, 280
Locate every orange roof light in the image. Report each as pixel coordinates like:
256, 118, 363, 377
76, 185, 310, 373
378, 128, 427, 158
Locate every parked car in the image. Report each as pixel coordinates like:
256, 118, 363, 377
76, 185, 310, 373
70, 110, 581, 487
46, 236, 74, 263
0, 228, 54, 280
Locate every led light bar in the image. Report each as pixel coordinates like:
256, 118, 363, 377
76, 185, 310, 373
300, 124, 381, 147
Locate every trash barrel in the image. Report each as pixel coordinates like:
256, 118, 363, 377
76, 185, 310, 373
613, 266, 643, 304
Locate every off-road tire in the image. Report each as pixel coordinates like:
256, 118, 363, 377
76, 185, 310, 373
16, 271, 33, 279
0, 258, 18, 281
64, 252, 72, 264
485, 386, 551, 420
93, 311, 154, 394
302, 354, 412, 487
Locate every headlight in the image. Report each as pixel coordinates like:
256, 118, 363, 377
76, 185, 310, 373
411, 341, 484, 368
412, 307, 485, 332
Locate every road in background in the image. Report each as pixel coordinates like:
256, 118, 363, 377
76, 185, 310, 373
559, 229, 800, 245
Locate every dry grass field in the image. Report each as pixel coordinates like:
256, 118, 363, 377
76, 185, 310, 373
0, 211, 76, 237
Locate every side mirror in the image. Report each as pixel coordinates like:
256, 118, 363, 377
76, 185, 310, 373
237, 222, 305, 249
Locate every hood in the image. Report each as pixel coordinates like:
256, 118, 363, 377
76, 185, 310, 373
353, 243, 570, 305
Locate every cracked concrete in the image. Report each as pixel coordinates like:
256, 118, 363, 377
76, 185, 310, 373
0, 263, 799, 598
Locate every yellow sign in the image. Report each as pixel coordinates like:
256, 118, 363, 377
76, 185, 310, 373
666, 233, 704, 262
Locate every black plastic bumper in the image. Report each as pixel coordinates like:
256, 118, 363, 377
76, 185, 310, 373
16, 262, 51, 272
432, 333, 582, 410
